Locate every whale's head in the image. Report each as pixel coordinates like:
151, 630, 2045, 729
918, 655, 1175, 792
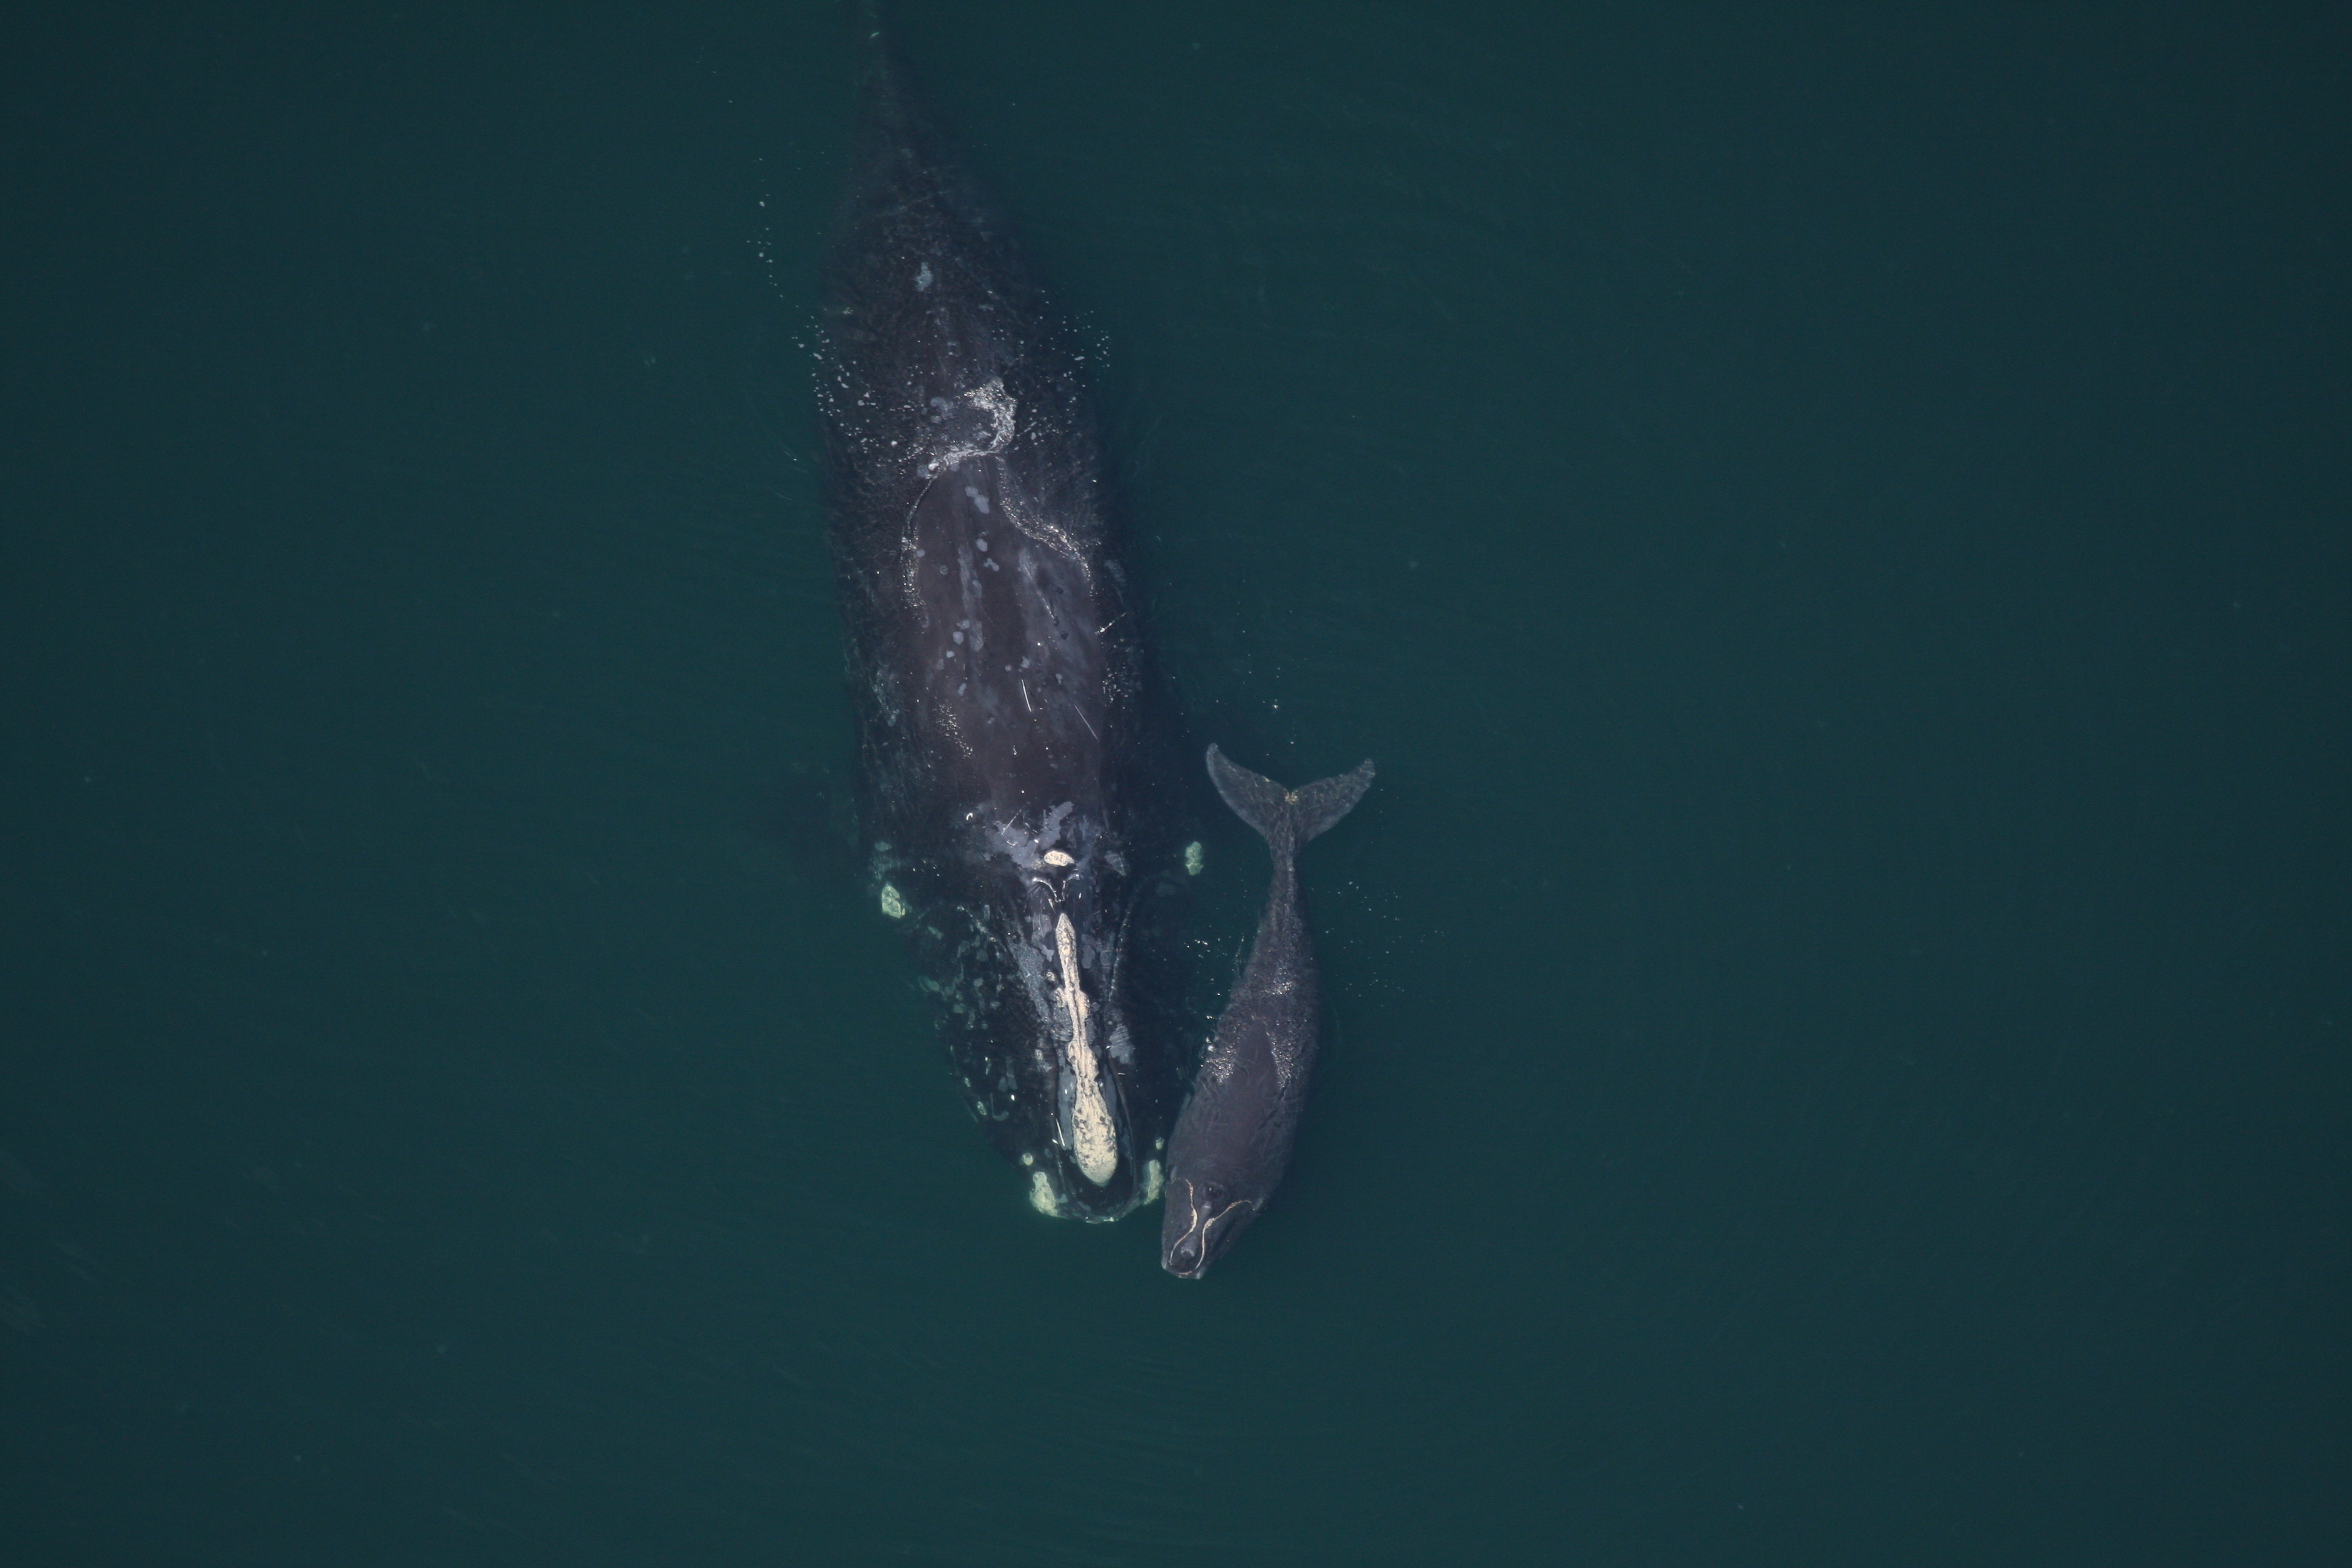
1159, 1174, 1259, 1278
908, 800, 1181, 1224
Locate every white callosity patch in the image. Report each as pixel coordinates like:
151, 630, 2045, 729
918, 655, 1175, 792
1055, 912, 1119, 1186
1141, 1158, 1164, 1204
964, 802, 1129, 1194
879, 883, 907, 919
1028, 1171, 1060, 1215
1183, 841, 1204, 876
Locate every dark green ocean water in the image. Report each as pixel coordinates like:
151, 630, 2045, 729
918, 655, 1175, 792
2, 4, 2344, 1563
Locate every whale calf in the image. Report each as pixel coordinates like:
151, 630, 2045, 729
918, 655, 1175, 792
1162, 746, 1374, 1276
815, 26, 1184, 1220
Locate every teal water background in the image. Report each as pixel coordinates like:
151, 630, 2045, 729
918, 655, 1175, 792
2, 3, 2344, 1562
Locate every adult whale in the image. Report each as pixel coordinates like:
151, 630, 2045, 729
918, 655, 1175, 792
815, 24, 1183, 1220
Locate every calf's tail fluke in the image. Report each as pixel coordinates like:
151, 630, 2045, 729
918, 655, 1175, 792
1206, 745, 1376, 851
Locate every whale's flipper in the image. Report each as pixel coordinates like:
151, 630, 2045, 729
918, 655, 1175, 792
1206, 745, 1374, 851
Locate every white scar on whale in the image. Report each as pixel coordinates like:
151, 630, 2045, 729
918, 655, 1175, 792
1055, 911, 1119, 1185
